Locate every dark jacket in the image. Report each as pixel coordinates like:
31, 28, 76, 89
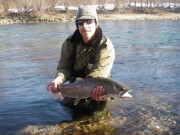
56, 27, 115, 82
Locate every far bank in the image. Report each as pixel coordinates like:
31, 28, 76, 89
0, 11, 180, 25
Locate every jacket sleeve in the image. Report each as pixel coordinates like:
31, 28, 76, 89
87, 37, 115, 78
55, 38, 73, 82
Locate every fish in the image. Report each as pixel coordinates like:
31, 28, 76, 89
57, 77, 132, 105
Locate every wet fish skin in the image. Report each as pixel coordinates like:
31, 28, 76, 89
57, 77, 132, 99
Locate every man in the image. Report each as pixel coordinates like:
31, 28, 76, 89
46, 5, 115, 114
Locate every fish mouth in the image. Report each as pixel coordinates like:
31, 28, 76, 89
119, 91, 132, 98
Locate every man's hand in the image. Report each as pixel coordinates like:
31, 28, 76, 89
46, 76, 63, 94
92, 85, 107, 101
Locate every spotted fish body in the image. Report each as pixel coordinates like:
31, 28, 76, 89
57, 77, 132, 100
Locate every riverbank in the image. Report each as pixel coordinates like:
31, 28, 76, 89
0, 11, 180, 25
98, 13, 180, 20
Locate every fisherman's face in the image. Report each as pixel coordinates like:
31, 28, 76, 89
77, 19, 96, 43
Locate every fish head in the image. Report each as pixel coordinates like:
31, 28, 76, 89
119, 88, 132, 98
112, 83, 132, 98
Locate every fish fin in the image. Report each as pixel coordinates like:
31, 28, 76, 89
58, 92, 64, 101
74, 98, 81, 105
75, 77, 83, 82
107, 97, 115, 102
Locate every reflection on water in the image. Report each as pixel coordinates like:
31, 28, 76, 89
0, 21, 179, 135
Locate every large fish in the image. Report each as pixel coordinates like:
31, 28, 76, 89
57, 77, 132, 105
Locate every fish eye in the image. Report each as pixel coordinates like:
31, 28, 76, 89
113, 85, 119, 91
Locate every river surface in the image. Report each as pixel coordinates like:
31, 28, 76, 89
0, 20, 180, 135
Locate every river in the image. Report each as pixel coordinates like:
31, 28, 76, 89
0, 20, 179, 135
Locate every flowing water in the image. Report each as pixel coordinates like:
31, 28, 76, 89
0, 20, 179, 135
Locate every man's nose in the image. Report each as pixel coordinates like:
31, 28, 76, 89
83, 22, 89, 27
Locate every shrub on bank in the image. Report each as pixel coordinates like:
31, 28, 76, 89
0, 7, 179, 25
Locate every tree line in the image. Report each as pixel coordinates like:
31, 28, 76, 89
0, 0, 179, 13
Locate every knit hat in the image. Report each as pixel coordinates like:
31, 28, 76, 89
76, 5, 98, 27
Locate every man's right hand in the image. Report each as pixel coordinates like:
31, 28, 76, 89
46, 76, 63, 94
92, 85, 107, 101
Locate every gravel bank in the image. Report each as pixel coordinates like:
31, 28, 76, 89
0, 13, 180, 25
98, 13, 180, 20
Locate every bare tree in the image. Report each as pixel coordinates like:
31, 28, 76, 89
114, 0, 127, 12
78, 0, 97, 6
36, 0, 45, 11
149, 0, 152, 8
22, 0, 33, 12
1, 0, 179, 14
139, 0, 144, 8
156, 0, 163, 7
46, 0, 59, 9
64, 0, 68, 12
1, 0, 11, 12
14, 0, 22, 12
134, 0, 137, 7
114, 0, 120, 11
14, 0, 33, 12
98, 0, 106, 10
168, 0, 171, 8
